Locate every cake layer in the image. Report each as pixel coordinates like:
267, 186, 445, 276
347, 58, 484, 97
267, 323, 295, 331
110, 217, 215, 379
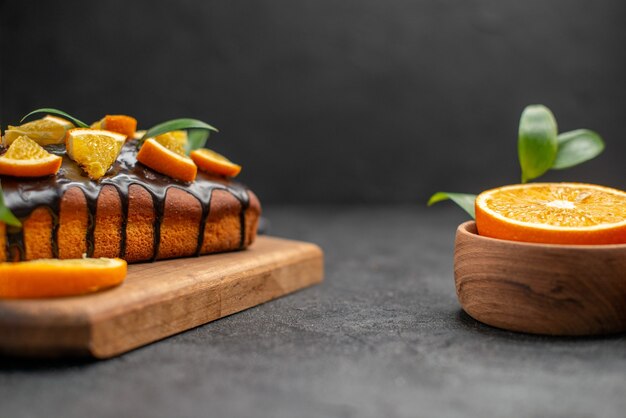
0, 141, 261, 262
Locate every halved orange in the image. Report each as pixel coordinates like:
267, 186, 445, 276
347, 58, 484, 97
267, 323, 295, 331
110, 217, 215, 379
0, 135, 62, 177
91, 114, 137, 140
3, 115, 74, 146
0, 258, 127, 299
190, 148, 242, 177
475, 183, 626, 245
66, 128, 126, 179
137, 137, 197, 182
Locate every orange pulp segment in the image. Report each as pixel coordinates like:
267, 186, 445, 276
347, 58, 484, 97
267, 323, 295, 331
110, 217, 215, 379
154, 130, 188, 156
136, 137, 197, 182
66, 128, 126, 180
190, 148, 242, 177
475, 183, 626, 245
0, 136, 62, 177
0, 258, 127, 299
3, 115, 74, 146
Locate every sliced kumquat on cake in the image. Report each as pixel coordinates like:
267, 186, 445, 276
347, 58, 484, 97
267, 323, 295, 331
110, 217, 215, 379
0, 135, 62, 177
66, 128, 126, 180
0, 258, 127, 299
475, 183, 626, 245
136, 133, 197, 182
3, 115, 74, 146
91, 114, 137, 140
190, 148, 242, 177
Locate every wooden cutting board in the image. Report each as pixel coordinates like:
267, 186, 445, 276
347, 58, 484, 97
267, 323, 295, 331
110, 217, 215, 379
0, 236, 323, 359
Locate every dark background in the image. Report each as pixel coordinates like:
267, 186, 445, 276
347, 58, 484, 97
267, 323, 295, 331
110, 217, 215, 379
1, 3, 625, 417
1, 0, 624, 204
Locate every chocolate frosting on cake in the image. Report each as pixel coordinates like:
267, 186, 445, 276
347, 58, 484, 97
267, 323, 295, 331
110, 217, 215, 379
1, 140, 251, 260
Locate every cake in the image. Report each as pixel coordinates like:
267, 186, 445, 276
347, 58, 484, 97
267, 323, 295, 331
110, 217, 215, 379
0, 116, 261, 263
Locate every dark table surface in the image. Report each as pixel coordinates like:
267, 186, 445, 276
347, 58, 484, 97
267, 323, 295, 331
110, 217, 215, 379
1, 206, 624, 418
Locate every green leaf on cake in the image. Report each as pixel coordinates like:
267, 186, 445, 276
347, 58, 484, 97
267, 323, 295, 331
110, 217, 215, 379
21, 108, 89, 128
0, 181, 21, 227
185, 129, 211, 154
427, 192, 476, 219
140, 118, 218, 154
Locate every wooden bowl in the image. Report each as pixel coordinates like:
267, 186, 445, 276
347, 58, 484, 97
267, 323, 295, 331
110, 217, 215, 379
454, 221, 626, 336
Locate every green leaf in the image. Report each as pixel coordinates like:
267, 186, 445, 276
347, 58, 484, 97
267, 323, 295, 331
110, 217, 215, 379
185, 129, 210, 154
427, 192, 476, 219
20, 108, 89, 128
518, 104, 558, 183
552, 129, 605, 170
0, 181, 22, 227
140, 118, 218, 153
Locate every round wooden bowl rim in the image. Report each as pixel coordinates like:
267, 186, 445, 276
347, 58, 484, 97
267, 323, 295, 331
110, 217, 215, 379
458, 220, 626, 251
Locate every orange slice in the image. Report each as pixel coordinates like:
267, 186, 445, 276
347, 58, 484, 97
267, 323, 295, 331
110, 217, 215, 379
0, 258, 127, 299
137, 137, 197, 182
475, 183, 626, 245
190, 148, 242, 177
91, 115, 137, 139
3, 115, 74, 146
155, 130, 188, 155
0, 136, 62, 177
66, 128, 126, 179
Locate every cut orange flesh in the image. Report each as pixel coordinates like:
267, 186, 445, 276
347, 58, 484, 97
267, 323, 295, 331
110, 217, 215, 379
190, 148, 242, 177
136, 137, 197, 182
475, 183, 626, 245
92, 115, 137, 140
0, 258, 127, 299
66, 128, 126, 179
154, 131, 188, 156
0, 136, 62, 177
3, 115, 74, 146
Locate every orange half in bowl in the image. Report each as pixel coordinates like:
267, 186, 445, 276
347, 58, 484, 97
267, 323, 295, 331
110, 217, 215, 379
475, 183, 626, 245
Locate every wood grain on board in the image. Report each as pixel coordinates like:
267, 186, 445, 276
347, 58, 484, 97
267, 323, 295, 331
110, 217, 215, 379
0, 236, 324, 358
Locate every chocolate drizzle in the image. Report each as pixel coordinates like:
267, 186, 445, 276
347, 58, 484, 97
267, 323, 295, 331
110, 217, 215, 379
2, 140, 250, 261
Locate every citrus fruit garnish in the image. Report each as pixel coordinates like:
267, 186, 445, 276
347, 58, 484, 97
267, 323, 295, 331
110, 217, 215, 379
155, 130, 188, 156
0, 258, 127, 299
190, 148, 241, 177
475, 183, 626, 245
66, 128, 126, 180
137, 137, 197, 182
0, 135, 62, 177
3, 115, 74, 146
91, 114, 137, 139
